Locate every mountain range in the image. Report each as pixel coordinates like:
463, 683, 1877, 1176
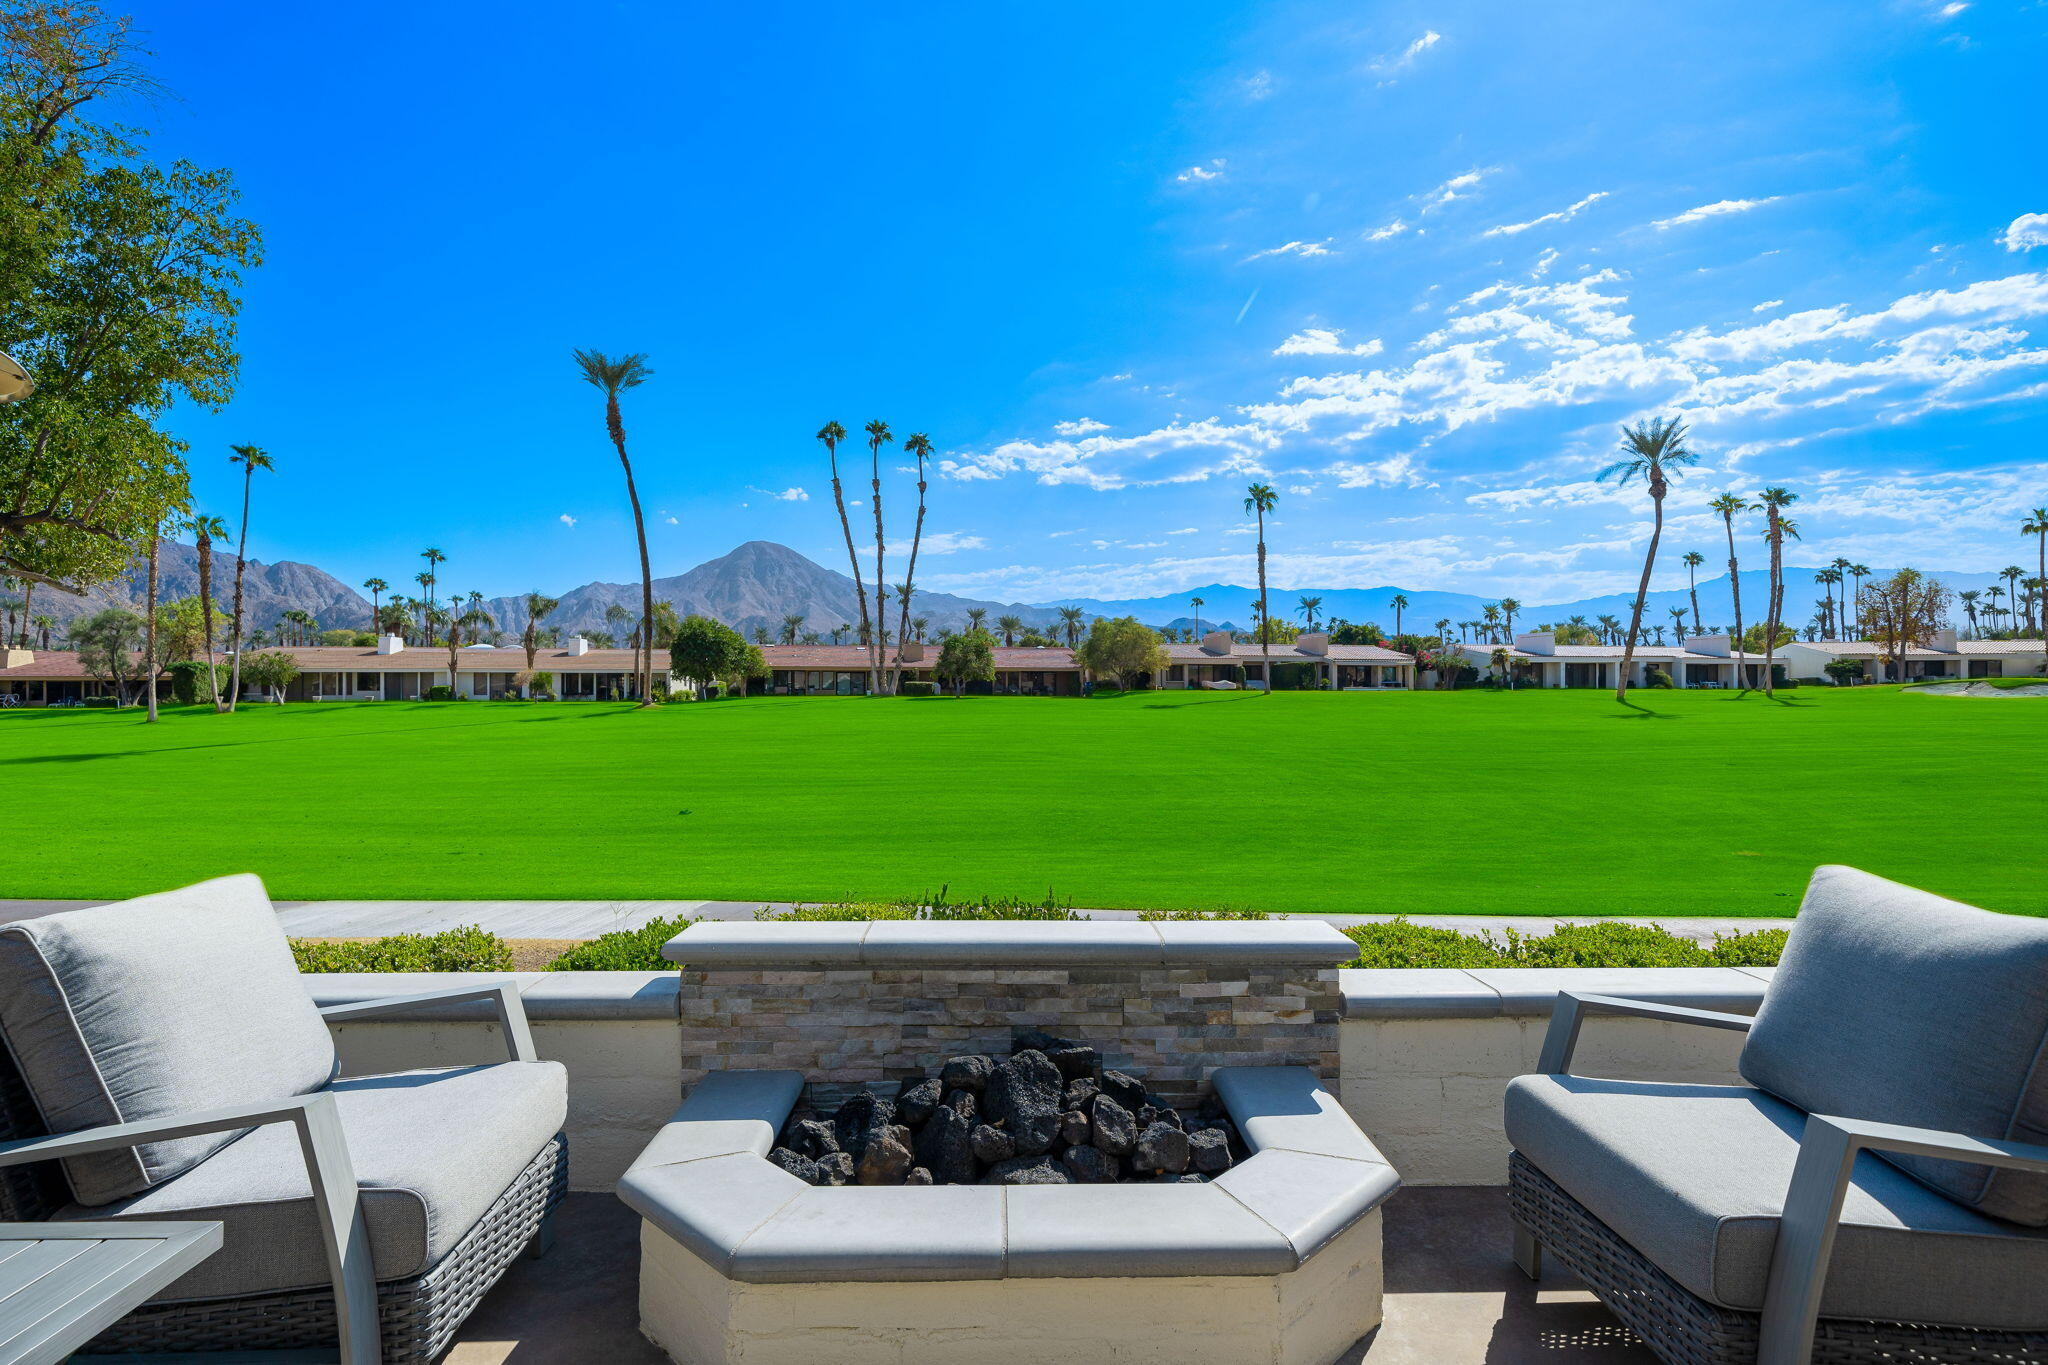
17, 539, 2025, 645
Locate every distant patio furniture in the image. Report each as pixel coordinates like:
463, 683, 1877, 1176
0, 874, 568, 1364
1504, 864, 2048, 1365
0, 1220, 222, 1365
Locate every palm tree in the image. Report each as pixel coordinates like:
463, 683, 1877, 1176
222, 444, 274, 713
521, 592, 559, 676
816, 422, 872, 662
605, 602, 631, 666
573, 350, 658, 705
966, 607, 988, 631
991, 614, 1021, 648
1680, 550, 1705, 636
362, 577, 388, 636
1389, 592, 1409, 639
1298, 595, 1323, 632
187, 514, 229, 710
1434, 617, 1452, 646
1959, 589, 1983, 638
1848, 563, 1871, 626
1599, 417, 1698, 702
2024, 508, 2048, 636
1189, 596, 1205, 638
412, 570, 436, 641
1986, 584, 2008, 632
1244, 483, 1278, 695
32, 613, 52, 650
1481, 602, 1501, 644
781, 613, 805, 645
911, 615, 929, 643
1497, 597, 1520, 642
1667, 606, 1689, 645
1708, 493, 1752, 678
2001, 565, 2027, 635
1490, 645, 1513, 689
420, 546, 444, 618
832, 622, 850, 644
1755, 487, 1800, 695
893, 432, 934, 690
1596, 613, 1623, 646
862, 419, 894, 692
1812, 567, 1841, 638
1058, 605, 1084, 646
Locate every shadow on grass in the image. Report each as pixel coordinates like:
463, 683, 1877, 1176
1607, 698, 1680, 720
0, 751, 146, 764
1136, 693, 1259, 710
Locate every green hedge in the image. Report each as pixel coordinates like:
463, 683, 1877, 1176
1343, 918, 1787, 969
291, 925, 511, 972
899, 680, 939, 697
166, 660, 229, 705
547, 915, 694, 970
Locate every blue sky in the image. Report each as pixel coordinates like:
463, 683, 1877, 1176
135, 0, 2047, 606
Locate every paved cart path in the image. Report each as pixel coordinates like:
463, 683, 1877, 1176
0, 897, 1790, 942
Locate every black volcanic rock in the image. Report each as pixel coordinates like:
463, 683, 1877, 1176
970, 1124, 1016, 1165
1100, 1070, 1147, 1113
942, 1088, 979, 1123
1061, 1145, 1119, 1183
895, 1078, 942, 1127
983, 1154, 1074, 1185
985, 1050, 1062, 1157
940, 1056, 994, 1095
1134, 1122, 1191, 1175
913, 1106, 978, 1185
786, 1118, 838, 1161
767, 1148, 820, 1184
856, 1131, 916, 1186
1088, 1095, 1138, 1156
832, 1091, 896, 1162
1188, 1127, 1233, 1174
816, 1152, 854, 1186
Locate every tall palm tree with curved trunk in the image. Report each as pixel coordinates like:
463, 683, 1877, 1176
1244, 483, 1278, 694
573, 350, 658, 705
2024, 509, 2048, 663
1959, 589, 1982, 638
1599, 417, 1698, 702
1189, 596, 1205, 638
893, 432, 934, 689
1058, 606, 1084, 647
521, 592, 559, 677
1298, 595, 1322, 632
187, 514, 229, 711
1390, 593, 1409, 639
1755, 487, 1800, 695
1681, 550, 1705, 636
1813, 567, 1842, 638
1708, 494, 1752, 680
1497, 597, 1520, 642
863, 420, 894, 692
224, 444, 273, 713
816, 422, 872, 663
363, 578, 388, 636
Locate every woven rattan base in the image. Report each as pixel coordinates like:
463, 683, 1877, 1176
77, 1132, 567, 1364
1509, 1150, 2048, 1365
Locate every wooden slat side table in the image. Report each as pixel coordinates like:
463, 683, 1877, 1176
0, 1222, 222, 1365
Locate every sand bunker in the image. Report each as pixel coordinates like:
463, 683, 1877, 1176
1916, 681, 2048, 698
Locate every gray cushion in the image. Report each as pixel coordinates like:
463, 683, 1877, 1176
0, 874, 338, 1206
1505, 1074, 2048, 1330
58, 1061, 568, 1301
1740, 864, 2048, 1224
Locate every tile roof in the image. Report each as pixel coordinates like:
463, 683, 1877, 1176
1461, 643, 1772, 663
758, 645, 1081, 669
1162, 642, 1412, 663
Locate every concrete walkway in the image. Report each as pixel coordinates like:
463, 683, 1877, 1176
0, 896, 1791, 942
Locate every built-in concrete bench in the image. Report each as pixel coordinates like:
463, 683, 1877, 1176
620, 1065, 1398, 1363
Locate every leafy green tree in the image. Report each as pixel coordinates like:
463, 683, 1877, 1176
1, 7, 259, 594
1598, 417, 1697, 702
70, 605, 141, 700
1075, 615, 1168, 690
935, 627, 996, 696
243, 648, 298, 702
668, 613, 750, 700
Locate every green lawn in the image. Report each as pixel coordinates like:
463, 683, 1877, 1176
3, 688, 2041, 916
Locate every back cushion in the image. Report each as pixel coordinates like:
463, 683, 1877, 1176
1741, 865, 2048, 1224
0, 874, 337, 1206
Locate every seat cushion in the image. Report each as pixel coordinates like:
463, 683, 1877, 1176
1505, 1074, 2048, 1330
0, 874, 337, 1206
1740, 864, 2048, 1224
57, 1061, 568, 1302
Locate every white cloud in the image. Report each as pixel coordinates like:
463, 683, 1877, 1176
664, 515, 678, 524
915, 531, 987, 555
1284, 484, 1317, 496
1365, 218, 1409, 242
1753, 299, 1785, 313
1274, 328, 1384, 357
1936, 1, 1968, 16
1371, 30, 1441, 81
1241, 70, 1273, 100
941, 417, 1280, 490
1482, 191, 1609, 237
1053, 418, 1110, 436
1651, 197, 1780, 230
2000, 213, 2048, 252
1176, 160, 1226, 184
1328, 454, 1431, 489
558, 514, 577, 527
748, 486, 810, 502
1244, 239, 1334, 262
1419, 168, 1494, 214
1168, 527, 1201, 535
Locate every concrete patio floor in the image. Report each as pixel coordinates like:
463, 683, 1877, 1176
445, 1186, 1657, 1364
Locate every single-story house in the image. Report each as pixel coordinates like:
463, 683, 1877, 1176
1162, 632, 1415, 690
763, 643, 1084, 696
1778, 631, 2048, 683
1458, 632, 1776, 689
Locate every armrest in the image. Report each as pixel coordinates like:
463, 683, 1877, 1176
1536, 990, 1754, 1075
0, 1093, 381, 1364
320, 979, 536, 1062
1757, 1114, 2048, 1365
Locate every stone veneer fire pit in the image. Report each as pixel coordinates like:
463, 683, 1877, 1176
619, 921, 1398, 1364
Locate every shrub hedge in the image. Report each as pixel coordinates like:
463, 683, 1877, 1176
547, 915, 695, 970
291, 925, 511, 972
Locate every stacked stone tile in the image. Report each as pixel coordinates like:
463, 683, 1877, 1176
765, 1030, 1249, 1186
667, 921, 1354, 1114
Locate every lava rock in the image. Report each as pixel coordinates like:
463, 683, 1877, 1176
1188, 1127, 1233, 1174
1044, 1044, 1099, 1082
970, 1123, 1016, 1165
1060, 1110, 1091, 1147
943, 1088, 978, 1123
913, 1105, 979, 1185
905, 1166, 934, 1186
1063, 1077, 1100, 1110
1012, 1029, 1075, 1055
1100, 1069, 1147, 1113
983, 1154, 1074, 1185
816, 1152, 855, 1186
1133, 1121, 1191, 1175
1199, 1091, 1231, 1122
1061, 1144, 1119, 1183
1088, 1094, 1138, 1156
856, 1132, 916, 1185
833, 1091, 897, 1162
940, 1055, 995, 1094
895, 1078, 942, 1127
1150, 1171, 1207, 1183
785, 1118, 839, 1162
1138, 1104, 1184, 1132
985, 1049, 1063, 1156
767, 1147, 821, 1184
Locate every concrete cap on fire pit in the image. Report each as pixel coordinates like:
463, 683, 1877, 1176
663, 919, 1358, 968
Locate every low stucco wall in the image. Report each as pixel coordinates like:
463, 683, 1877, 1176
1337, 966, 1772, 1185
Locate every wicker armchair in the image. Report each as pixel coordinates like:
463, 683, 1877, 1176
1505, 865, 2048, 1365
0, 875, 568, 1364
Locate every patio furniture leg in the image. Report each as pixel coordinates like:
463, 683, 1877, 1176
1513, 1225, 1542, 1280
527, 1210, 557, 1259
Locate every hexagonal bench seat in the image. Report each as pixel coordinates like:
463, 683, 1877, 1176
619, 1066, 1398, 1365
